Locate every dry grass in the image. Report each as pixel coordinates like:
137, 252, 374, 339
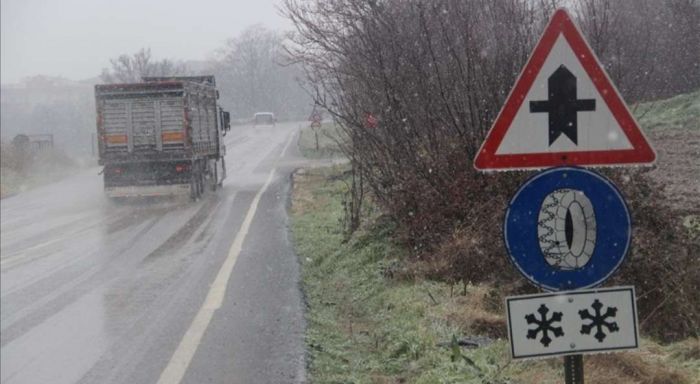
587, 352, 692, 384
293, 166, 700, 383
0, 141, 78, 198
411, 280, 698, 384
669, 338, 700, 361
647, 129, 700, 213
290, 168, 330, 215
439, 285, 508, 340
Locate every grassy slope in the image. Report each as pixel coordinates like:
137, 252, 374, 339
0, 146, 79, 198
291, 93, 700, 383
292, 167, 517, 384
635, 90, 700, 132
291, 167, 699, 384
637, 90, 700, 229
297, 122, 344, 159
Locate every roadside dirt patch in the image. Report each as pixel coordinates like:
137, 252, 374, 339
291, 168, 326, 215
647, 129, 700, 213
587, 352, 691, 384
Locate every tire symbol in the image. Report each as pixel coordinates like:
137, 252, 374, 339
537, 189, 596, 270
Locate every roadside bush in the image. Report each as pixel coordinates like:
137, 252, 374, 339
609, 169, 700, 341
0, 140, 77, 197
285, 0, 700, 341
1, 140, 28, 172
416, 168, 700, 341
416, 167, 700, 341
1, 141, 74, 174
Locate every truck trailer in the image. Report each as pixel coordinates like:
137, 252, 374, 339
95, 76, 230, 199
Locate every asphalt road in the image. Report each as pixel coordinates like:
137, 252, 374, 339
1, 122, 310, 384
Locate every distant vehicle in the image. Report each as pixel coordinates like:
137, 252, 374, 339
95, 75, 231, 200
253, 112, 276, 127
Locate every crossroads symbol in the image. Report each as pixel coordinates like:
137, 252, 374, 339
530, 65, 596, 145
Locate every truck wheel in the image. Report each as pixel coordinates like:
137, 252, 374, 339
219, 158, 226, 186
210, 161, 218, 191
191, 168, 203, 201
110, 196, 127, 204
190, 177, 199, 200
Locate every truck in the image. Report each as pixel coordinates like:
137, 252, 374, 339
95, 76, 230, 200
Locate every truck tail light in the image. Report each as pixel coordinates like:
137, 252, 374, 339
162, 131, 185, 142
104, 134, 128, 144
175, 164, 189, 173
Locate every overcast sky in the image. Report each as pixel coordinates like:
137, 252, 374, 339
1, 0, 293, 84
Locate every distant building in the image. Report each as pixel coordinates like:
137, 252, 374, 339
12, 134, 54, 153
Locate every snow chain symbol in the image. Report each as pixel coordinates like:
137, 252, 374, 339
579, 299, 619, 342
525, 304, 564, 347
538, 188, 596, 270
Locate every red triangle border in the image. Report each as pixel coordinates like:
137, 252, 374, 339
474, 8, 656, 170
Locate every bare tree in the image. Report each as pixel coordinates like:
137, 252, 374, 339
284, 0, 699, 241
284, 0, 699, 340
100, 48, 189, 83
575, 0, 700, 102
284, 0, 557, 237
210, 25, 310, 119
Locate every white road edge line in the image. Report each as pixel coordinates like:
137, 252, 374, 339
280, 129, 295, 157
156, 131, 296, 384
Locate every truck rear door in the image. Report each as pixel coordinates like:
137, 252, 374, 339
101, 96, 186, 154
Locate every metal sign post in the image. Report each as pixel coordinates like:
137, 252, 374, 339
472, 8, 657, 384
564, 355, 584, 384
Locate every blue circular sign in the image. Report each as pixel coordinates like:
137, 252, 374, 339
504, 167, 631, 291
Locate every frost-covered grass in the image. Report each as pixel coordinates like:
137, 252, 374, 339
0, 144, 79, 198
297, 122, 345, 159
636, 90, 700, 132
290, 166, 698, 384
291, 166, 516, 383
290, 91, 700, 383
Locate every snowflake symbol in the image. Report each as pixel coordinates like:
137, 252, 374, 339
579, 299, 619, 342
525, 303, 564, 347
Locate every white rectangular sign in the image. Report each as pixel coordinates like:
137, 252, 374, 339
506, 286, 639, 360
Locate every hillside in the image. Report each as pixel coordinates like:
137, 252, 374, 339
292, 91, 700, 383
637, 90, 700, 213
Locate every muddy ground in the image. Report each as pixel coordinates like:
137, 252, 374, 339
648, 129, 700, 213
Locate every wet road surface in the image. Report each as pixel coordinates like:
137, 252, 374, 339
1, 122, 309, 384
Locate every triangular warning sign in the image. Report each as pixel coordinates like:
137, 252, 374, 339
474, 8, 656, 171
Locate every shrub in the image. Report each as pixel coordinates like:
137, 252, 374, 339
285, 0, 700, 341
